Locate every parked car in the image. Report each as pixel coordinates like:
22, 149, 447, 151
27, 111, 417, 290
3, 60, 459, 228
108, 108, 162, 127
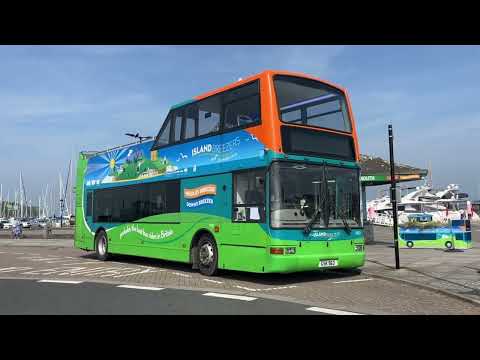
3, 222, 13, 230
19, 219, 31, 229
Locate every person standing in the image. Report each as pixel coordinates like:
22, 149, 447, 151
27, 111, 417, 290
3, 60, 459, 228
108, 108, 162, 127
466, 200, 472, 220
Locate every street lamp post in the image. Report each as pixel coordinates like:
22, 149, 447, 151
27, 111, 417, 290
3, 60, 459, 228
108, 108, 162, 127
388, 124, 401, 269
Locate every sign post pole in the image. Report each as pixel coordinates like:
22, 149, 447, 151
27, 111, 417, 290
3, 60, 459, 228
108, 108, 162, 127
388, 124, 400, 269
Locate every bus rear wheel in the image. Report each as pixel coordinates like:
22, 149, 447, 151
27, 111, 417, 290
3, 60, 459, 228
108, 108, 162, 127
198, 234, 218, 276
95, 230, 110, 261
445, 241, 453, 250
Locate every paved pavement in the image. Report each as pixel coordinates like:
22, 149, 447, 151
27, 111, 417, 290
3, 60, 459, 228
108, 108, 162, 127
0, 245, 479, 314
364, 224, 480, 305
0, 228, 73, 240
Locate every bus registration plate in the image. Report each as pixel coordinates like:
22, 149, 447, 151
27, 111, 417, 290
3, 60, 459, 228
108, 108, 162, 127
319, 259, 338, 268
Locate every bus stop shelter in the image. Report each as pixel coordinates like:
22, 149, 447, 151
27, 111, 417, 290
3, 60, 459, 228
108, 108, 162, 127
360, 154, 429, 222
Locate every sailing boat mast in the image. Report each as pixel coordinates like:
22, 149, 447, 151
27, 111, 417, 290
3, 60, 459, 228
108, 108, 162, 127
429, 160, 433, 188
64, 159, 72, 217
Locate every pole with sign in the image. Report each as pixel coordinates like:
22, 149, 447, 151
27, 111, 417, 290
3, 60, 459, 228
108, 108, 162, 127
388, 124, 400, 269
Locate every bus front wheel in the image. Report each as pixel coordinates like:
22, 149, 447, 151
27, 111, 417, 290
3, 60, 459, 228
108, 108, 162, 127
198, 234, 218, 276
95, 230, 110, 261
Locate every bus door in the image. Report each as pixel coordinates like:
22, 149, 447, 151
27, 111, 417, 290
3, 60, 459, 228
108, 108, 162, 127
231, 169, 267, 246
85, 190, 93, 228
79, 189, 93, 244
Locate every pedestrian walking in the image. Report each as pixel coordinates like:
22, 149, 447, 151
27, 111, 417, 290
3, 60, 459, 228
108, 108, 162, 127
11, 220, 22, 239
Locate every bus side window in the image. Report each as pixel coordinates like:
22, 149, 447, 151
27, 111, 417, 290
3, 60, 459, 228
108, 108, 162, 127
224, 81, 260, 130
86, 192, 93, 217
173, 112, 183, 143
150, 181, 180, 215
153, 113, 173, 148
184, 105, 198, 140
198, 96, 221, 136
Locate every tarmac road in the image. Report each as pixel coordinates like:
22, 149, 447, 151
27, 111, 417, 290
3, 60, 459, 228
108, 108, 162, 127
0, 278, 336, 315
1, 246, 479, 314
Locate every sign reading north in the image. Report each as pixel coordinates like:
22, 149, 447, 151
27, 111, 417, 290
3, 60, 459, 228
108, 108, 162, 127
184, 184, 217, 208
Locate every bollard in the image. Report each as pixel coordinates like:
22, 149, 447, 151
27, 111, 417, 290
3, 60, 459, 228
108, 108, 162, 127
363, 221, 375, 244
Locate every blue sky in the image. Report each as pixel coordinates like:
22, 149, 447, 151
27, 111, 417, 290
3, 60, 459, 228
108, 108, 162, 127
0, 45, 479, 207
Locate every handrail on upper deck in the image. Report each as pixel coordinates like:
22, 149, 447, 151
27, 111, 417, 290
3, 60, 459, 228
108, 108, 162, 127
80, 139, 154, 159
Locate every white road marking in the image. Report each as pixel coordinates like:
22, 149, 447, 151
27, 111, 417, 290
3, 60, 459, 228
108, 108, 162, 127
258, 285, 297, 291
203, 292, 257, 301
306, 307, 362, 315
117, 285, 164, 291
45, 259, 82, 264
203, 279, 223, 284
332, 278, 374, 284
22, 268, 67, 276
0, 267, 33, 273
57, 261, 101, 266
234, 285, 258, 292
171, 272, 191, 278
112, 268, 160, 278
38, 280, 83, 284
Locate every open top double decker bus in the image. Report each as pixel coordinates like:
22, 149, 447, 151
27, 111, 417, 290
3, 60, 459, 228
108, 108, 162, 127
74, 70, 365, 276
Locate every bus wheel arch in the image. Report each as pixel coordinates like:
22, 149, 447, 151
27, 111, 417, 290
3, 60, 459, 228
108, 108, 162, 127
95, 228, 110, 261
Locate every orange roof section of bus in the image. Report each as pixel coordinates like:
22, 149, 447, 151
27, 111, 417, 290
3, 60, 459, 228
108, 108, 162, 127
194, 70, 360, 162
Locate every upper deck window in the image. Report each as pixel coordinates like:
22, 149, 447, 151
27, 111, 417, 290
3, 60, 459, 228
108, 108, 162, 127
224, 81, 260, 130
152, 80, 261, 150
274, 75, 352, 133
198, 95, 222, 136
155, 114, 172, 147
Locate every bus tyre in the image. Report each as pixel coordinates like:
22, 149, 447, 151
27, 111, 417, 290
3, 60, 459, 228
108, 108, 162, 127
445, 241, 453, 250
95, 230, 110, 261
198, 234, 218, 276
406, 241, 414, 248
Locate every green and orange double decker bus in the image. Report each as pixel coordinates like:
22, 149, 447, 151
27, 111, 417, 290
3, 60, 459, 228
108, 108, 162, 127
74, 70, 365, 276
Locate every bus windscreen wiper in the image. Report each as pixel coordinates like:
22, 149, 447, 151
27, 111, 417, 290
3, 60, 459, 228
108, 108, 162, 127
338, 205, 352, 235
303, 207, 322, 235
304, 164, 329, 235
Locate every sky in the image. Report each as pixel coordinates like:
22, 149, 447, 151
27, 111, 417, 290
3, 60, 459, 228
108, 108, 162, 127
0, 45, 479, 210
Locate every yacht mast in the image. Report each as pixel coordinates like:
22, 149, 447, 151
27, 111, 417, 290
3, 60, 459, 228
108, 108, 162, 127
429, 160, 432, 187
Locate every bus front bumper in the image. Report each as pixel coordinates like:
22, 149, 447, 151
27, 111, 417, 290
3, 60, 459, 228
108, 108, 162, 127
263, 250, 365, 273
